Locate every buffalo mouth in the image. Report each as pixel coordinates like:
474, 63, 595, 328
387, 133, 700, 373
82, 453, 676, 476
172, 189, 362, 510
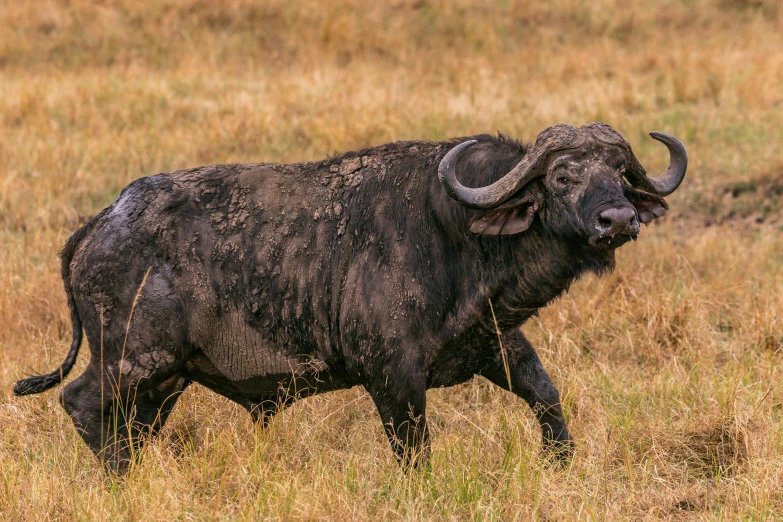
589, 233, 637, 250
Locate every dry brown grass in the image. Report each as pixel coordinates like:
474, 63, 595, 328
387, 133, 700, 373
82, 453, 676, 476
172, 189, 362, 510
2, 0, 783, 520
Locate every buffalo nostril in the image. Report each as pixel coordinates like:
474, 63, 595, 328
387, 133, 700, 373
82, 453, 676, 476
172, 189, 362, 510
598, 216, 613, 228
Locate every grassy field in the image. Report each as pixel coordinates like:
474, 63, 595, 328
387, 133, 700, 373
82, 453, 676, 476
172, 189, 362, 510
1, 0, 783, 519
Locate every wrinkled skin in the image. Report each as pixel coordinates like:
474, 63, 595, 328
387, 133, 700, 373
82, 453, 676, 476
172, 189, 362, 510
14, 124, 680, 473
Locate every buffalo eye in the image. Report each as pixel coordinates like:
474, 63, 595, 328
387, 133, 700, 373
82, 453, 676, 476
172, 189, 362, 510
611, 157, 627, 173
553, 165, 578, 186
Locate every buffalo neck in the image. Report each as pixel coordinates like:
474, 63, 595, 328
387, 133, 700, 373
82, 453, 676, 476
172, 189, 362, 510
436, 219, 608, 341
485, 226, 597, 329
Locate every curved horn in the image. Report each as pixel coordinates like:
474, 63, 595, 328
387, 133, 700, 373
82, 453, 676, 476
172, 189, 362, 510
438, 140, 514, 209
580, 122, 687, 197
645, 132, 687, 196
438, 138, 554, 210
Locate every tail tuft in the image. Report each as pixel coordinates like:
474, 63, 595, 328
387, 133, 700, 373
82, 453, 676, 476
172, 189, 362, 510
13, 372, 65, 396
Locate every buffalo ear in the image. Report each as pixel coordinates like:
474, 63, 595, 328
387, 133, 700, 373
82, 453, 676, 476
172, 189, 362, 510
470, 193, 540, 235
623, 185, 668, 224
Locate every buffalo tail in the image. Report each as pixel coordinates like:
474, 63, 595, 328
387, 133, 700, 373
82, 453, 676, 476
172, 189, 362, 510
13, 220, 93, 396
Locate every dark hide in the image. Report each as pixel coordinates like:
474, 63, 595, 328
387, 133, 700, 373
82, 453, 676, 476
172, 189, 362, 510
14, 131, 674, 472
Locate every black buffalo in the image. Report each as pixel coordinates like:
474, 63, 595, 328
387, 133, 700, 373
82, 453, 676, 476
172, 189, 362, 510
14, 122, 686, 472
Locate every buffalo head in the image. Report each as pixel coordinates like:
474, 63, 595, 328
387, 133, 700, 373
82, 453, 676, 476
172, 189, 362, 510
438, 122, 687, 250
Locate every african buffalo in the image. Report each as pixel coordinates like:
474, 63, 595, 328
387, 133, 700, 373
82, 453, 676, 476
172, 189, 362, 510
14, 122, 686, 472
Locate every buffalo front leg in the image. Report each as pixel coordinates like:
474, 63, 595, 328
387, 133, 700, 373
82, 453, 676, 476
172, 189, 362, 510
364, 366, 429, 469
481, 329, 572, 459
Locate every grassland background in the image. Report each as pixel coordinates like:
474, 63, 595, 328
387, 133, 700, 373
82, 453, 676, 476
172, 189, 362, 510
1, 0, 782, 520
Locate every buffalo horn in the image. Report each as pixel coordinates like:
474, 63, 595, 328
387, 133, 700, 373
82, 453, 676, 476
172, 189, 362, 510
643, 132, 688, 197
438, 138, 554, 210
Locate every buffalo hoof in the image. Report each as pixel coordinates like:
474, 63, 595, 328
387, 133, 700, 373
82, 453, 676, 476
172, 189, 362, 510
542, 438, 575, 465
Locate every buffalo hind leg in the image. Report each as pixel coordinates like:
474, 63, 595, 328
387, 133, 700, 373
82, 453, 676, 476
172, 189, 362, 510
481, 329, 573, 460
134, 375, 191, 440
112, 375, 190, 471
365, 368, 429, 469
60, 364, 189, 473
